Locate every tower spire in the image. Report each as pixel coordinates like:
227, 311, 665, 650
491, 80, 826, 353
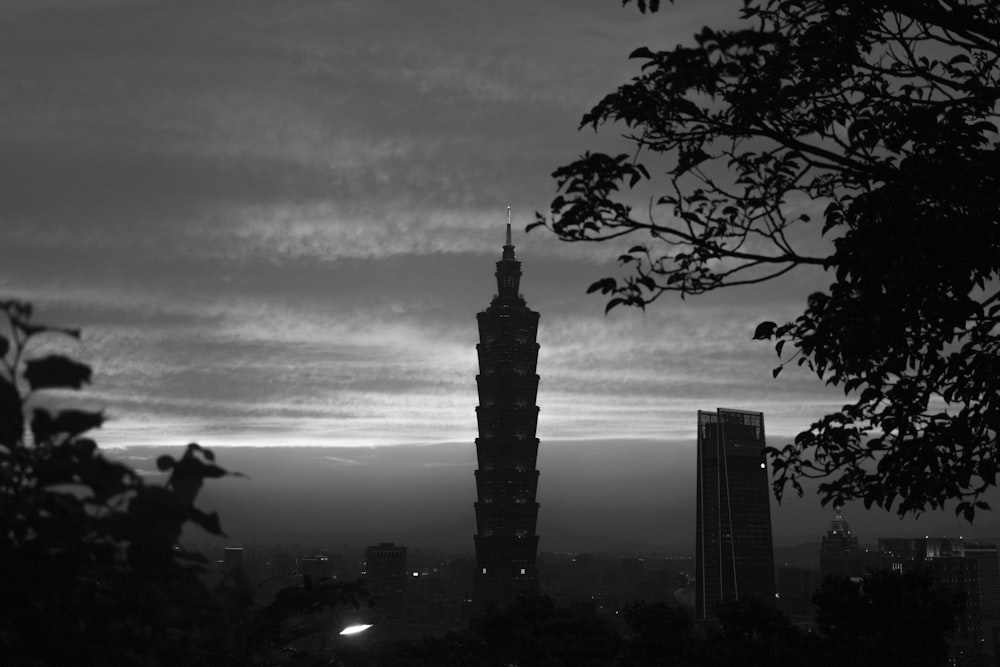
501, 206, 516, 262
506, 206, 512, 246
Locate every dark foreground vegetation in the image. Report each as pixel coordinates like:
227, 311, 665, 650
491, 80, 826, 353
0, 298, 249, 665
370, 572, 963, 667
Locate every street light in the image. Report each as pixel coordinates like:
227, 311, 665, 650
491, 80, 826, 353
339, 623, 373, 636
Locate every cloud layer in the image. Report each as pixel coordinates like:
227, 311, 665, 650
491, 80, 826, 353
2, 0, 842, 457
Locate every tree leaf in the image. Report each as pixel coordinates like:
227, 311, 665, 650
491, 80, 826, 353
586, 277, 617, 294
23, 355, 92, 391
0, 376, 22, 447
31, 408, 103, 444
753, 321, 777, 340
526, 221, 547, 232
189, 507, 225, 536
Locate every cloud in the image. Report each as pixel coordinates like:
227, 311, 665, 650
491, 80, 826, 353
1, 0, 843, 457
0, 0, 701, 262
58, 286, 838, 450
323, 456, 367, 466
3, 242, 840, 452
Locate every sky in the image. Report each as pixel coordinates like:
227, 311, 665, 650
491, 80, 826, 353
1, 0, 987, 549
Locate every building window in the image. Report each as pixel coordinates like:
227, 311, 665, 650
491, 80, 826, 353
520, 568, 526, 575
482, 568, 487, 574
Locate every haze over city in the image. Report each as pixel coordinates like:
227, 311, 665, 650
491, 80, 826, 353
2, 0, 993, 550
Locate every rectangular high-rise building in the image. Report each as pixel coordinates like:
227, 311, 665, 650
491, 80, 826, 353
695, 408, 775, 620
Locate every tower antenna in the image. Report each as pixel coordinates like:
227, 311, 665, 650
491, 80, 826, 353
506, 206, 512, 246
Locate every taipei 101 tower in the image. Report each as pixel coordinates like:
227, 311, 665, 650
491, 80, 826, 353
472, 210, 542, 607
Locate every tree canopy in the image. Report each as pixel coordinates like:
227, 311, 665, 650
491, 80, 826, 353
812, 569, 964, 667
531, 0, 1000, 519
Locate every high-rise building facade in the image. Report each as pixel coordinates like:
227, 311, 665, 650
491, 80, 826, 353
819, 507, 864, 580
473, 218, 541, 607
695, 408, 775, 620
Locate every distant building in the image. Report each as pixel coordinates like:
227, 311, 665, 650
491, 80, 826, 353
473, 215, 542, 607
364, 542, 407, 608
879, 537, 990, 666
695, 408, 775, 620
300, 555, 334, 584
819, 507, 864, 580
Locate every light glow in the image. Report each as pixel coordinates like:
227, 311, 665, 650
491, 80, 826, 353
339, 624, 373, 636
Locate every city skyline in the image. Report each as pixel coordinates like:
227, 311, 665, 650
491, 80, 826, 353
3, 0, 996, 545
5, 1, 998, 664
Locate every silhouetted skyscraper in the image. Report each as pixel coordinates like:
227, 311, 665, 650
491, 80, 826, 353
695, 408, 775, 620
820, 506, 863, 580
473, 214, 541, 607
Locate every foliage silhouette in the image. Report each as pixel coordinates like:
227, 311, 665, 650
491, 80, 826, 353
0, 299, 249, 665
812, 569, 965, 667
371, 594, 621, 667
243, 575, 369, 665
710, 596, 813, 666
532, 0, 1000, 519
368, 585, 965, 666
618, 581, 961, 667
619, 601, 699, 666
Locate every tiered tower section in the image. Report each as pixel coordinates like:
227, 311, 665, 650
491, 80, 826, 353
473, 219, 541, 607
